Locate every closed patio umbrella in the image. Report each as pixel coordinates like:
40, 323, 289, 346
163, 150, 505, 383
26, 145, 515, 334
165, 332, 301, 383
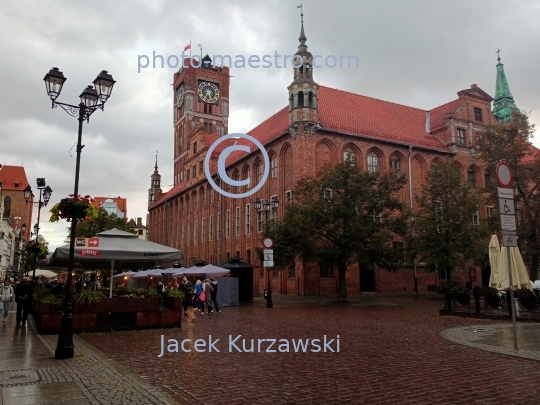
488, 235, 501, 289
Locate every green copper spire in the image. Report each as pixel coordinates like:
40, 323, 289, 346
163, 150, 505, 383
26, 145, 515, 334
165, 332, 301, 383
492, 50, 518, 122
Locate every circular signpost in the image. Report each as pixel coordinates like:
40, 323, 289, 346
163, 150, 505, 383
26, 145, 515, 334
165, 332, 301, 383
496, 161, 513, 187
262, 237, 274, 248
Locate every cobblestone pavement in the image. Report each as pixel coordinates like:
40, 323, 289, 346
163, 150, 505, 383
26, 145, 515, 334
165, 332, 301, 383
81, 295, 540, 405
0, 313, 176, 405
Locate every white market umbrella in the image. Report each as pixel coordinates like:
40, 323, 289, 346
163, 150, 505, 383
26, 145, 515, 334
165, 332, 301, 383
33, 269, 59, 279
112, 270, 138, 279
173, 264, 230, 278
47, 228, 183, 297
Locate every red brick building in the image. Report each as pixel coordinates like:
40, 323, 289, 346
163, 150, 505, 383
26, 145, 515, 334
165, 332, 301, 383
148, 22, 518, 296
92, 197, 127, 218
0, 165, 33, 242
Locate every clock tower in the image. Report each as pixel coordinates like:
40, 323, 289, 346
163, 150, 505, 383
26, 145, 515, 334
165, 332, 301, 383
172, 55, 230, 185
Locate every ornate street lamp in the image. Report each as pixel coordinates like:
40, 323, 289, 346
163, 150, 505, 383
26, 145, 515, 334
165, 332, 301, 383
43, 67, 115, 359
254, 196, 279, 309
24, 179, 53, 284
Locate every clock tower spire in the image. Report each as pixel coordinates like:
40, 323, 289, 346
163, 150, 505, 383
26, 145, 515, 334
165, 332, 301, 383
287, 8, 319, 137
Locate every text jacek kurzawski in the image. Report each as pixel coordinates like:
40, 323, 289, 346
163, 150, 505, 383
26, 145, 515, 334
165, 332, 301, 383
158, 335, 340, 356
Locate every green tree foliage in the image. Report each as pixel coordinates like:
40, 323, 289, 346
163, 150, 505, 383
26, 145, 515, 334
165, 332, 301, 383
474, 111, 540, 280
65, 208, 136, 242
263, 162, 408, 302
410, 160, 489, 282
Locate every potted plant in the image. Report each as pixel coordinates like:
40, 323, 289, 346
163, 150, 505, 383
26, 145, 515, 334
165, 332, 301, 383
449, 283, 470, 305
482, 286, 501, 309
514, 288, 537, 311
49, 194, 99, 223
164, 288, 184, 311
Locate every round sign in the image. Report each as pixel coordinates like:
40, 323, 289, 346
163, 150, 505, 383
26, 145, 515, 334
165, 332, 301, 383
496, 161, 513, 187
262, 237, 274, 248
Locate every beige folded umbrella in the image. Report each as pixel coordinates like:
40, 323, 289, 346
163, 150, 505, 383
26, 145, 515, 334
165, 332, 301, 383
488, 235, 501, 288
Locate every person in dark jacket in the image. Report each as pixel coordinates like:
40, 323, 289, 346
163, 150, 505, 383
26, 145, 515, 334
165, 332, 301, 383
14, 276, 33, 326
156, 281, 164, 295
179, 277, 193, 316
210, 277, 220, 314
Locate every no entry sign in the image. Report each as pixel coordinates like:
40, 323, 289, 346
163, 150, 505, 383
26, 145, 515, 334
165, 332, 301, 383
496, 161, 512, 187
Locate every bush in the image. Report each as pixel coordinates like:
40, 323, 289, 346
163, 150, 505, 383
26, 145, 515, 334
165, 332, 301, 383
34, 285, 53, 301
164, 289, 184, 298
74, 289, 105, 305
41, 294, 61, 305
146, 287, 159, 297
449, 283, 468, 297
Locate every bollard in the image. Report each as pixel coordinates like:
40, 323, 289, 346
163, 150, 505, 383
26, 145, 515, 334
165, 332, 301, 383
473, 286, 481, 314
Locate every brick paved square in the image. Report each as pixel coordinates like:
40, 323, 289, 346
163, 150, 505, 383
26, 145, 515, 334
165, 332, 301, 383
81, 296, 540, 404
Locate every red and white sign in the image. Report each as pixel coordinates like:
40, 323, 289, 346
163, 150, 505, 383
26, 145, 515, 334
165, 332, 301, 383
79, 249, 99, 257
496, 161, 513, 187
262, 237, 274, 248
88, 237, 100, 247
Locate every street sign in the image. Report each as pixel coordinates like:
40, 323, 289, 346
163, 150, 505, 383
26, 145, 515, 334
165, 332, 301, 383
262, 237, 274, 248
263, 249, 274, 267
88, 237, 100, 247
76, 238, 86, 247
496, 161, 513, 187
498, 198, 515, 216
501, 231, 518, 247
500, 215, 517, 231
497, 187, 514, 199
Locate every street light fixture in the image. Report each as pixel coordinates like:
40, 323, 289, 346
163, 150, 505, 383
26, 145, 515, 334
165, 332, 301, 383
43, 67, 115, 360
254, 196, 279, 309
24, 179, 53, 285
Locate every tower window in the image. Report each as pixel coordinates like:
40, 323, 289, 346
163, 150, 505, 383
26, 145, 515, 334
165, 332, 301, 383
204, 123, 208, 132
474, 107, 483, 122
298, 91, 304, 107
308, 92, 313, 107
457, 129, 466, 145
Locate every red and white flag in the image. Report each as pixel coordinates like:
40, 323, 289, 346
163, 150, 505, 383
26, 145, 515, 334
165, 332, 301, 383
184, 43, 191, 51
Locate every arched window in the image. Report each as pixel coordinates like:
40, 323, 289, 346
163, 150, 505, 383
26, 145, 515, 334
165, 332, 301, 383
367, 155, 379, 173
3, 196, 11, 217
204, 122, 208, 132
308, 91, 313, 107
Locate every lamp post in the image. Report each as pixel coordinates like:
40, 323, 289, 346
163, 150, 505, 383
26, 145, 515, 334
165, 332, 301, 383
24, 180, 52, 283
43, 67, 116, 359
254, 196, 279, 308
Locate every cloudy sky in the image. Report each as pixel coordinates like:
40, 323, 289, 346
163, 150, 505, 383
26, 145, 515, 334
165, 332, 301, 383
1, 0, 539, 251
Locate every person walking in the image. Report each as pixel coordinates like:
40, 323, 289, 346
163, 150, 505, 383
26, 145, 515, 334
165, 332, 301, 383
179, 277, 193, 316
193, 280, 203, 311
0, 278, 14, 322
200, 279, 214, 315
210, 277, 220, 314
15, 276, 33, 326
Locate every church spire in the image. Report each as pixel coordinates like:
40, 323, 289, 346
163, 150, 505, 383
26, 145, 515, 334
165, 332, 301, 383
493, 50, 518, 122
297, 5, 309, 54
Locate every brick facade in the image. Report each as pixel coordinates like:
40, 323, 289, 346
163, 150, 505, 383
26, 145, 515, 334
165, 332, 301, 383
148, 24, 499, 297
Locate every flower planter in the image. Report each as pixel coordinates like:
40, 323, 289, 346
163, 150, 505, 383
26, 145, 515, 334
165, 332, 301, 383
485, 292, 501, 309
74, 297, 160, 313
455, 293, 470, 306
164, 297, 183, 311
518, 295, 537, 311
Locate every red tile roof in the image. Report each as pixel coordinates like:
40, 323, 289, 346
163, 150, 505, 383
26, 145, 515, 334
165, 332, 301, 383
430, 99, 461, 132
92, 197, 127, 216
156, 86, 460, 205
0, 165, 30, 191
155, 183, 186, 204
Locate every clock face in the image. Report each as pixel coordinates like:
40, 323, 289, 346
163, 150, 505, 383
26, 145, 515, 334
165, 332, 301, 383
198, 81, 219, 104
177, 84, 184, 106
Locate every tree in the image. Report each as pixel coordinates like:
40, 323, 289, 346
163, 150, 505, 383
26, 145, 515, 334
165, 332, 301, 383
65, 208, 136, 242
475, 110, 540, 280
411, 160, 489, 282
264, 162, 408, 302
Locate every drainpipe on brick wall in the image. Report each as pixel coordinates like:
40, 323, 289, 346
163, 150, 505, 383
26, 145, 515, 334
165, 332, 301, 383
408, 145, 418, 294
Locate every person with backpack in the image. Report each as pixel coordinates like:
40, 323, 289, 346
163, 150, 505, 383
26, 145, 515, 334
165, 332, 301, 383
200, 279, 214, 315
0, 278, 14, 322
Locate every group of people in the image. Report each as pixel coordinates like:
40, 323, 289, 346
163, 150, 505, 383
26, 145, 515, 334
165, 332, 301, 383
0, 276, 34, 326
176, 276, 220, 316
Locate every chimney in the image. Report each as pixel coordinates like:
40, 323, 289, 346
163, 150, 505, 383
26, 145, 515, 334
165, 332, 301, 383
471, 84, 477, 88
137, 217, 142, 226
425, 111, 431, 133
